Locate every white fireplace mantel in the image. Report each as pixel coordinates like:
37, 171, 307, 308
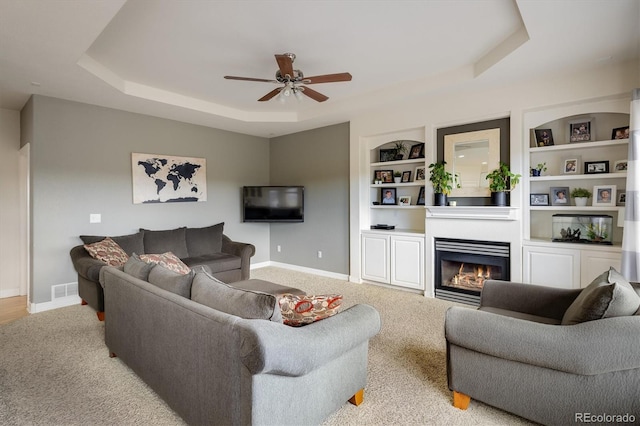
426, 206, 519, 221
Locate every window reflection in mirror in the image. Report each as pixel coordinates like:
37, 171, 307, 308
444, 128, 500, 197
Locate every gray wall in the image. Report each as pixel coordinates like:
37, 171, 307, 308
269, 123, 350, 274
25, 96, 271, 304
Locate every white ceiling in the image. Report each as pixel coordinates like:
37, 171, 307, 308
1, 0, 638, 137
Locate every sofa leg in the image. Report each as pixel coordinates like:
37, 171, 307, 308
109, 352, 117, 358
348, 389, 364, 406
453, 391, 471, 410
96, 311, 105, 322
81, 299, 88, 306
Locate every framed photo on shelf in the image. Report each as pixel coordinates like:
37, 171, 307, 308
398, 196, 412, 206
585, 160, 609, 174
530, 193, 550, 206
534, 129, 554, 147
417, 187, 425, 205
373, 169, 394, 183
379, 149, 396, 162
569, 118, 594, 143
380, 188, 397, 205
618, 191, 626, 206
401, 170, 412, 182
614, 159, 628, 172
408, 143, 425, 159
414, 166, 426, 182
562, 158, 580, 174
550, 187, 570, 206
611, 126, 629, 140
592, 185, 616, 207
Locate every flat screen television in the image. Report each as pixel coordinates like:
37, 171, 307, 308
242, 186, 304, 222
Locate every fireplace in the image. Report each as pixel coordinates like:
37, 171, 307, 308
434, 238, 510, 305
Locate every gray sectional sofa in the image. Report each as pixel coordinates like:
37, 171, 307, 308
101, 263, 381, 425
69, 223, 255, 320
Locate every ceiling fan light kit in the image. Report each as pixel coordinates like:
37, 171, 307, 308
224, 53, 352, 103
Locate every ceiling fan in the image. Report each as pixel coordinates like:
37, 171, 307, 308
224, 53, 352, 103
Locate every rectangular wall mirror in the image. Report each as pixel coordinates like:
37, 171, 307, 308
444, 128, 500, 197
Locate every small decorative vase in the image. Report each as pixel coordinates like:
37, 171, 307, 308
434, 193, 447, 206
491, 191, 507, 206
394, 177, 402, 183
531, 169, 541, 177
575, 197, 588, 207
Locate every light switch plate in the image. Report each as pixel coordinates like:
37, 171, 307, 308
89, 214, 101, 224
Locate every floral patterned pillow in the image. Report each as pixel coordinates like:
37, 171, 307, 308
139, 252, 191, 275
83, 237, 129, 266
278, 293, 343, 327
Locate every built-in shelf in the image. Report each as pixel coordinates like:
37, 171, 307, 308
426, 206, 519, 221
528, 138, 628, 153
531, 172, 626, 181
529, 206, 623, 212
371, 205, 424, 210
370, 158, 425, 167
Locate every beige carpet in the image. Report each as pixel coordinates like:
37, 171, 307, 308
0, 267, 536, 425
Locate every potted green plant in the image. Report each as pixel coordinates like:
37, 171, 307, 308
485, 162, 521, 206
428, 161, 453, 206
530, 162, 547, 177
393, 170, 402, 183
571, 187, 592, 206
393, 141, 408, 160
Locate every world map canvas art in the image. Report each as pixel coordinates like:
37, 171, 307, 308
132, 153, 207, 204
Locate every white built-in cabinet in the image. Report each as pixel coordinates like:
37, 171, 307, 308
361, 230, 424, 290
522, 95, 629, 289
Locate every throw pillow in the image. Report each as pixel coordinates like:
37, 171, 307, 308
148, 263, 194, 298
83, 237, 129, 267
562, 267, 640, 325
139, 252, 191, 275
140, 227, 189, 259
185, 222, 224, 258
123, 254, 155, 281
80, 231, 144, 256
278, 293, 343, 327
190, 269, 282, 322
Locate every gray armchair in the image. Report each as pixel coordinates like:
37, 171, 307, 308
445, 279, 640, 425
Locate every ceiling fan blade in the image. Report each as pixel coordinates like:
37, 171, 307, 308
275, 54, 294, 79
258, 88, 282, 102
303, 72, 352, 84
224, 76, 277, 83
301, 86, 328, 102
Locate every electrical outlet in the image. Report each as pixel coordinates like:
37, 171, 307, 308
318, 250, 323, 258
277, 245, 281, 252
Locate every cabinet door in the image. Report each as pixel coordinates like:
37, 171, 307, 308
523, 245, 580, 289
390, 236, 424, 290
361, 233, 390, 283
580, 250, 621, 288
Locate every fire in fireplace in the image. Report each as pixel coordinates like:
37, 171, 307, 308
435, 238, 510, 305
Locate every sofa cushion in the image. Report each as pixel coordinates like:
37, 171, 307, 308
191, 269, 282, 322
185, 223, 224, 258
123, 254, 155, 280
80, 231, 144, 256
182, 253, 241, 273
148, 263, 194, 298
278, 294, 343, 327
139, 252, 190, 275
562, 267, 640, 325
230, 279, 306, 296
141, 227, 188, 259
83, 237, 129, 267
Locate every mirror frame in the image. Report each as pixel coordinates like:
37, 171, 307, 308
444, 128, 501, 197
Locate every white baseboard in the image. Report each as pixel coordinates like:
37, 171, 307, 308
29, 295, 82, 314
253, 261, 349, 281
0, 288, 21, 298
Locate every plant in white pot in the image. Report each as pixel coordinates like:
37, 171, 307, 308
393, 171, 402, 183
571, 187, 592, 206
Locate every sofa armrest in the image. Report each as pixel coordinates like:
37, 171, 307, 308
445, 306, 640, 375
221, 234, 255, 280
238, 304, 381, 376
70, 245, 105, 282
480, 280, 582, 320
